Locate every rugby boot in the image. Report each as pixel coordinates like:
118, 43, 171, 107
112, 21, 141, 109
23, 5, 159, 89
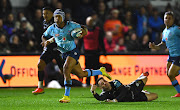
171, 93, 180, 98
32, 88, 44, 95
59, 95, 70, 103
99, 67, 112, 80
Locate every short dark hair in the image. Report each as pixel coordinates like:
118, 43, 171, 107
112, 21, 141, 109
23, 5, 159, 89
42, 7, 53, 12
164, 11, 174, 18
96, 77, 104, 85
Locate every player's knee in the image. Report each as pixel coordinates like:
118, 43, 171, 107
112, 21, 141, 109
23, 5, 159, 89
77, 74, 84, 78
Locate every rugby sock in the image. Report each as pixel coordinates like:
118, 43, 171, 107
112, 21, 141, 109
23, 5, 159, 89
38, 71, 44, 81
64, 80, 72, 96
86, 69, 102, 77
137, 72, 149, 80
38, 81, 43, 89
38, 71, 44, 88
171, 80, 180, 93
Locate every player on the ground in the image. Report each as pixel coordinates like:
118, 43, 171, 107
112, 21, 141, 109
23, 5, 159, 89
44, 9, 112, 103
32, 7, 63, 95
149, 11, 180, 97
91, 72, 158, 102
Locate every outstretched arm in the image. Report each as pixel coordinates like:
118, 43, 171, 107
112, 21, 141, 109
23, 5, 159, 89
149, 41, 164, 50
90, 85, 107, 101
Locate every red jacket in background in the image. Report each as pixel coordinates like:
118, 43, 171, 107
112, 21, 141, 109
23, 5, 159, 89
83, 27, 100, 50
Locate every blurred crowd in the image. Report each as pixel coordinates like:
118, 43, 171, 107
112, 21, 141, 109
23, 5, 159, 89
0, 0, 179, 54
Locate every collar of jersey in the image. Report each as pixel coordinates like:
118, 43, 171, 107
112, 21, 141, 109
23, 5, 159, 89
55, 22, 67, 30
166, 24, 176, 30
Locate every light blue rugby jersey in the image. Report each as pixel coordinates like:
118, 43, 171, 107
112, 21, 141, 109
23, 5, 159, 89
162, 25, 180, 57
43, 21, 81, 53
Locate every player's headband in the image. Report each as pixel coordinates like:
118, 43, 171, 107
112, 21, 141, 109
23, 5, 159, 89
53, 9, 65, 22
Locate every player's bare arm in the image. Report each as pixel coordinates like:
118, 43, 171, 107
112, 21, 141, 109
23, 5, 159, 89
149, 41, 164, 50
90, 84, 97, 95
44, 37, 55, 47
41, 35, 47, 47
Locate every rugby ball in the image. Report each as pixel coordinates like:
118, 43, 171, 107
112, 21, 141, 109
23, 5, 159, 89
71, 28, 82, 38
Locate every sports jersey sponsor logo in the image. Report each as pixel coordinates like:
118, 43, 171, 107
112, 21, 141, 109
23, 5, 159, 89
63, 37, 66, 41
55, 34, 59, 37
74, 52, 77, 55
57, 41, 71, 44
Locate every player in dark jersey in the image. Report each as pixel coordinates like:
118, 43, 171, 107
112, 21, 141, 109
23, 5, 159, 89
32, 7, 63, 95
90, 72, 158, 102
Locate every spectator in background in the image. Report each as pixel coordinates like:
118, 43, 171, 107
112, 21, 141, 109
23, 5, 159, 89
3, 13, 16, 38
64, 8, 72, 21
83, 16, 106, 86
134, 6, 148, 38
9, 34, 24, 52
25, 0, 46, 22
161, 3, 172, 19
126, 31, 139, 52
146, 2, 153, 17
32, 9, 44, 51
15, 12, 34, 32
104, 31, 116, 53
139, 34, 150, 52
55, 1, 63, 10
118, 0, 132, 19
123, 10, 135, 37
104, 9, 124, 42
16, 19, 37, 52
148, 8, 163, 42
91, 11, 104, 32
174, 1, 180, 26
114, 38, 127, 53
96, 1, 109, 24
0, 0, 12, 21
49, 0, 59, 11
0, 18, 7, 36
0, 34, 11, 53
74, 0, 94, 25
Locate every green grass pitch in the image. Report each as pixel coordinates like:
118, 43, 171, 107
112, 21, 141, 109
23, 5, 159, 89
0, 86, 180, 110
